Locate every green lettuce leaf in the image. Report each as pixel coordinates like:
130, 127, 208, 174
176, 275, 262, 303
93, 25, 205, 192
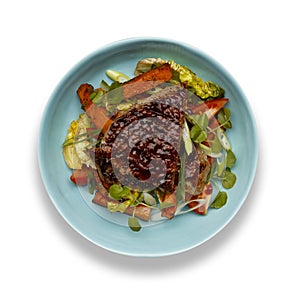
169, 61, 224, 100
134, 58, 225, 100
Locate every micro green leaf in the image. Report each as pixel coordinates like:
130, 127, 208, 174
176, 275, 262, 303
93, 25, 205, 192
226, 150, 237, 168
210, 136, 223, 153
143, 192, 157, 206
92, 89, 105, 105
190, 113, 209, 130
222, 169, 237, 189
128, 217, 141, 232
210, 191, 228, 209
190, 125, 207, 143
100, 79, 110, 91
109, 184, 130, 200
218, 107, 232, 129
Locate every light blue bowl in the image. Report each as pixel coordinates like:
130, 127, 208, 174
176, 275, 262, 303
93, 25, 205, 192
38, 37, 258, 257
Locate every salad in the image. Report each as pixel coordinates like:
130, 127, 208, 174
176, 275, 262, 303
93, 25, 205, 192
62, 58, 237, 232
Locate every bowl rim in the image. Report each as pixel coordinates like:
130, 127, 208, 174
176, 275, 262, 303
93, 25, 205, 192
38, 37, 259, 257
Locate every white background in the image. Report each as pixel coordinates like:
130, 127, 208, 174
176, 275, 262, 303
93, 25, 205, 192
1, 0, 299, 306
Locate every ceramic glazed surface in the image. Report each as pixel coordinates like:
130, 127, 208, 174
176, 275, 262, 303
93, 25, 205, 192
38, 38, 258, 257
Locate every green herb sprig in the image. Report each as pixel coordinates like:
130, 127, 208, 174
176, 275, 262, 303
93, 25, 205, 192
62, 129, 102, 147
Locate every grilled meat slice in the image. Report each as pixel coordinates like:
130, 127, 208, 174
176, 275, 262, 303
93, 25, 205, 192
77, 83, 112, 131
184, 144, 211, 196
95, 85, 187, 193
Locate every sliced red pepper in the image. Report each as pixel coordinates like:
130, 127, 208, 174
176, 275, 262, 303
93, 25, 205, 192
189, 98, 229, 119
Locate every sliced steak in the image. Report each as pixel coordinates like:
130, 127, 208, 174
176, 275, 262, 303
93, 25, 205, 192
185, 144, 211, 196
95, 85, 186, 193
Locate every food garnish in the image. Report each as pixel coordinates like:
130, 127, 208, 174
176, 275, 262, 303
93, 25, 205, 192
62, 59, 237, 231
